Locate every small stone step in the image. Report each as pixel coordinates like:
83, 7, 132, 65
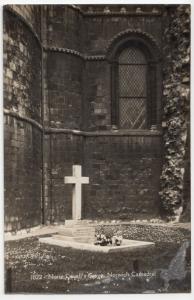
52, 221, 96, 244
63, 227, 95, 232
65, 220, 91, 227
58, 227, 95, 237
52, 234, 95, 244
57, 232, 95, 238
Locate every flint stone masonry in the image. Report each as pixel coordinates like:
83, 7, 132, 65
160, 5, 190, 218
7, 5, 41, 38
4, 9, 42, 123
4, 7, 42, 231
4, 116, 42, 231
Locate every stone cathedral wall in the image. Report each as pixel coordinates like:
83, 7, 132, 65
4, 7, 42, 231
44, 6, 84, 130
82, 9, 163, 130
6, 5, 41, 38
45, 5, 163, 222
84, 134, 162, 219
48, 132, 162, 222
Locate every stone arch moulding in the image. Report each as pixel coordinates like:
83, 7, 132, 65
106, 29, 162, 63
106, 29, 162, 130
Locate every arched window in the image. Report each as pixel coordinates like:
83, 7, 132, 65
109, 32, 161, 130
118, 47, 147, 129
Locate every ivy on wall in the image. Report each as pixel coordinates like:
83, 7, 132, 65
160, 5, 190, 218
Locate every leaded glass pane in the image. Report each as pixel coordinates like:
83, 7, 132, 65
119, 47, 146, 64
119, 65, 147, 97
119, 98, 146, 129
118, 47, 147, 129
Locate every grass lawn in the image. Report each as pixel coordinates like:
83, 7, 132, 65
5, 224, 191, 294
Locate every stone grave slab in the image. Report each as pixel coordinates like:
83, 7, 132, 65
39, 221, 155, 252
39, 236, 155, 253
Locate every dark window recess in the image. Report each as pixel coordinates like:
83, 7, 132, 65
118, 47, 147, 129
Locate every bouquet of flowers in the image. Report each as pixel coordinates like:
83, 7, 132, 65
112, 231, 123, 246
94, 231, 123, 246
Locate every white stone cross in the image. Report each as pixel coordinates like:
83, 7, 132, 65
64, 165, 89, 220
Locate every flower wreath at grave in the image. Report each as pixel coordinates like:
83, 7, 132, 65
94, 231, 123, 246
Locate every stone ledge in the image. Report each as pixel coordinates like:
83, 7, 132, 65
45, 127, 162, 137
4, 109, 43, 131
68, 5, 162, 17
44, 46, 105, 61
4, 110, 162, 136
83, 11, 162, 17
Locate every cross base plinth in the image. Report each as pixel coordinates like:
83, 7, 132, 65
51, 222, 96, 244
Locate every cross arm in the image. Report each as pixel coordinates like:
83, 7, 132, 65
64, 176, 76, 184
81, 177, 89, 184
